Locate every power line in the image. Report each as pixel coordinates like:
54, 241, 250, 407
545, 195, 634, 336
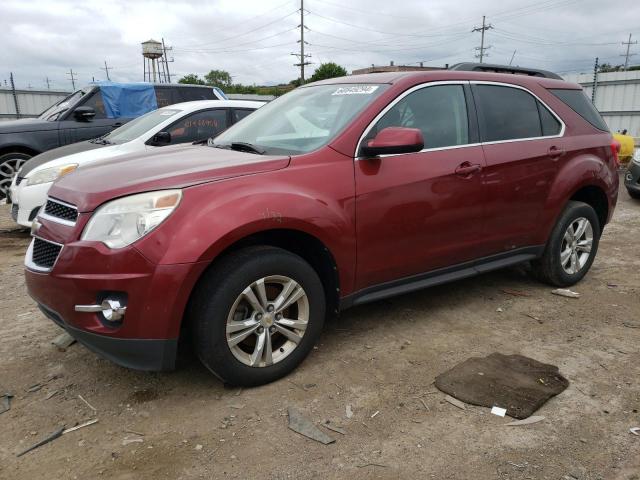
621, 33, 637, 70
472, 16, 493, 63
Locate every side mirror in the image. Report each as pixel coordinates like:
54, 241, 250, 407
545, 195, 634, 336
360, 127, 424, 157
73, 106, 96, 121
149, 131, 171, 146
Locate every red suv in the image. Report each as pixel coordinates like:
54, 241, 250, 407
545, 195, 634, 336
25, 66, 619, 386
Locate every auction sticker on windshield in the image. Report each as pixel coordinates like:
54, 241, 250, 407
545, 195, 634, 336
332, 86, 379, 95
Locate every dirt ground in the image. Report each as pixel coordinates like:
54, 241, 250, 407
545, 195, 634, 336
0, 185, 639, 480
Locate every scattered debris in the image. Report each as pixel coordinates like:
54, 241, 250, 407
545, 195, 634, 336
444, 395, 467, 411
606, 282, 618, 288
321, 420, 346, 435
229, 404, 245, 410
502, 289, 531, 297
45, 390, 60, 400
122, 437, 144, 446
505, 416, 545, 426
63, 419, 99, 434
524, 313, 544, 324
78, 394, 97, 411
124, 428, 145, 436
16, 426, 65, 457
1, 392, 13, 415
195, 444, 203, 451
27, 383, 42, 393
435, 353, 569, 419
507, 461, 528, 469
370, 410, 380, 419
419, 398, 430, 411
357, 463, 388, 468
496, 307, 504, 313
630, 427, 640, 436
287, 407, 335, 445
346, 404, 354, 419
551, 288, 580, 299
52, 332, 76, 351
622, 322, 640, 329
491, 406, 507, 417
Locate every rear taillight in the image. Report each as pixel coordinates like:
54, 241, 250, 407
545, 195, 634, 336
610, 140, 621, 167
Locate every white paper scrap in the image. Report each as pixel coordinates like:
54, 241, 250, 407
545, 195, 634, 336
491, 406, 507, 417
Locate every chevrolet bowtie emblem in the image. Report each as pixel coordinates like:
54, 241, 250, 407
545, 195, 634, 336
31, 218, 42, 236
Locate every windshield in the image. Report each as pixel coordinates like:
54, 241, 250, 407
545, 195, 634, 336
38, 89, 89, 121
103, 108, 181, 144
213, 83, 388, 155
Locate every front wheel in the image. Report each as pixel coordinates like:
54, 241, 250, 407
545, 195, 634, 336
531, 200, 600, 287
0, 152, 32, 201
189, 246, 326, 387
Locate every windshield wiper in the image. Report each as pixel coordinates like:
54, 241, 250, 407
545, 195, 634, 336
192, 137, 211, 145
230, 142, 265, 155
89, 135, 112, 145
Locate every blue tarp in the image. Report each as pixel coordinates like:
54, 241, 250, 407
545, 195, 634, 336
95, 82, 158, 118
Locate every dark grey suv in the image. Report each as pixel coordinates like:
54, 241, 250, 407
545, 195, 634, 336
0, 83, 227, 200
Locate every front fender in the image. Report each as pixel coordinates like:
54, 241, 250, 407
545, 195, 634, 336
133, 155, 357, 295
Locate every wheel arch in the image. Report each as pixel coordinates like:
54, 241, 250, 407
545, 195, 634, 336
0, 144, 40, 158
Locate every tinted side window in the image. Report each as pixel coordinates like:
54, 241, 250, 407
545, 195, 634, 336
81, 90, 107, 119
155, 87, 176, 108
474, 85, 541, 142
232, 109, 254, 123
166, 109, 228, 144
537, 101, 562, 136
176, 87, 215, 102
549, 89, 609, 131
366, 84, 469, 150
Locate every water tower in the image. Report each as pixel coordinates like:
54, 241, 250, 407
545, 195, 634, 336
142, 39, 169, 83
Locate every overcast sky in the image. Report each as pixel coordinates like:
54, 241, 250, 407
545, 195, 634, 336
2, 0, 640, 91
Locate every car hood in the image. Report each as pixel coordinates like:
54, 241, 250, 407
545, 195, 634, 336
19, 141, 108, 177
0, 118, 57, 134
49, 144, 291, 212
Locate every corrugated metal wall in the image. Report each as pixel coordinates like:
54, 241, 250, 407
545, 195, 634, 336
563, 71, 640, 137
0, 89, 70, 121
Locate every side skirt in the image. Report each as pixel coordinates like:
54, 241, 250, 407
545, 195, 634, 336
339, 246, 544, 310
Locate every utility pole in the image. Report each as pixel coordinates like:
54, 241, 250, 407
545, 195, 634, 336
509, 50, 517, 66
472, 15, 493, 63
162, 38, 173, 83
45, 77, 51, 90
292, 0, 311, 83
592, 57, 599, 103
102, 61, 111, 81
621, 33, 637, 71
10, 72, 20, 119
67, 69, 77, 90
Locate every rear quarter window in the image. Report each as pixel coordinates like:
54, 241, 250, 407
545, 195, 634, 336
549, 89, 609, 131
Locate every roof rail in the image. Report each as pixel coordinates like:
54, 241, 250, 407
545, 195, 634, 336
448, 62, 563, 80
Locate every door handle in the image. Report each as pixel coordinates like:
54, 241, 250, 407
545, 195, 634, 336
455, 162, 482, 177
548, 146, 566, 160
112, 122, 123, 128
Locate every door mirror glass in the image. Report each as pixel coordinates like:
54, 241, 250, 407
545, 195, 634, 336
74, 106, 96, 121
149, 131, 171, 146
360, 127, 424, 157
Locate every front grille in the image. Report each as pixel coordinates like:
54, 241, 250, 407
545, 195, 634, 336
11, 204, 18, 221
44, 198, 78, 223
16, 176, 24, 186
32, 237, 62, 269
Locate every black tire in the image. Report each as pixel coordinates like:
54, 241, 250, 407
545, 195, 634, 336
188, 246, 325, 387
0, 152, 32, 201
531, 200, 600, 287
628, 189, 640, 200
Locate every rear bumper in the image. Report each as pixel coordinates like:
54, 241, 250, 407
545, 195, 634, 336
38, 303, 177, 371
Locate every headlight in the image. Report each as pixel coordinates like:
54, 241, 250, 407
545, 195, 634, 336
81, 190, 182, 249
27, 164, 78, 186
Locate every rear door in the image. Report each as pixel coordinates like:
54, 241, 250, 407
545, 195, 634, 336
354, 82, 489, 289
471, 82, 564, 252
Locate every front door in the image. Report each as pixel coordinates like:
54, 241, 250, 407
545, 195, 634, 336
354, 82, 488, 290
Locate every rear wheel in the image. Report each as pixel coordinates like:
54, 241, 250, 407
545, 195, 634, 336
189, 246, 325, 386
531, 201, 600, 287
0, 152, 32, 201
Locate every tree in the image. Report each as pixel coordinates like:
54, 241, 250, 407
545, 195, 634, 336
598, 63, 624, 73
204, 70, 233, 89
308, 63, 348, 83
178, 74, 205, 85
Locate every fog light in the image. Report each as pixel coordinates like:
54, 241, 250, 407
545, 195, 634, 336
75, 299, 127, 322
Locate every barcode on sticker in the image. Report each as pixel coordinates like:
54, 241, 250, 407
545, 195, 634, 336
332, 86, 379, 95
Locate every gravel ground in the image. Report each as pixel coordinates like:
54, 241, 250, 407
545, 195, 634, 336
0, 185, 638, 480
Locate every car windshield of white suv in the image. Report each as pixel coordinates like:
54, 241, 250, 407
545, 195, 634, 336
38, 89, 88, 121
97, 108, 181, 144
212, 84, 388, 155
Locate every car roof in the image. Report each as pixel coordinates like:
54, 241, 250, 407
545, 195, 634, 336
307, 70, 580, 90
159, 99, 265, 112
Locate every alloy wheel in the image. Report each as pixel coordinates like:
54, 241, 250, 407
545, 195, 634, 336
0, 157, 27, 199
560, 217, 593, 275
225, 275, 309, 368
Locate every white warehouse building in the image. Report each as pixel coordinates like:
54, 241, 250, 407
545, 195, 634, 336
563, 70, 640, 138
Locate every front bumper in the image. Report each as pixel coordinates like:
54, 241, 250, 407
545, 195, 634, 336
624, 161, 640, 193
25, 237, 208, 371
9, 178, 50, 227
